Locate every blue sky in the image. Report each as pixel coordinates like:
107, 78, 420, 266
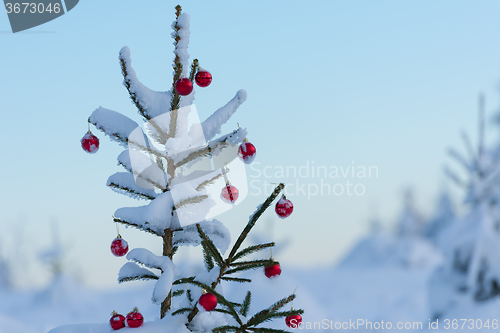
2, 1, 500, 288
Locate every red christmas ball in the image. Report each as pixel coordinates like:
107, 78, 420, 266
264, 264, 281, 278
199, 292, 218, 311
221, 184, 239, 204
238, 141, 257, 164
111, 236, 129, 257
81, 132, 99, 154
175, 77, 193, 96
110, 311, 126, 330
286, 314, 302, 328
126, 308, 144, 328
275, 196, 293, 218
195, 70, 212, 87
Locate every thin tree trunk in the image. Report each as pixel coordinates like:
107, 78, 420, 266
160, 228, 174, 318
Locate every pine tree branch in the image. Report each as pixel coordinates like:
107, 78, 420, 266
118, 274, 159, 283
233, 243, 275, 262
189, 59, 199, 82
118, 55, 149, 121
127, 138, 166, 162
118, 53, 169, 143
108, 182, 157, 200
172, 289, 184, 297
176, 195, 209, 210
240, 291, 251, 317
229, 259, 276, 267
175, 129, 243, 168
250, 310, 304, 327
170, 5, 183, 116
156, 154, 166, 172
196, 172, 224, 191
174, 142, 227, 168
169, 14, 183, 136
224, 260, 275, 276
186, 289, 193, 303
113, 217, 163, 236
127, 258, 163, 271
212, 308, 235, 315
197, 224, 224, 267
221, 277, 251, 283
172, 307, 193, 315
173, 276, 196, 285
117, 160, 166, 191
230, 301, 243, 308
202, 242, 215, 271
227, 184, 285, 261
246, 295, 296, 327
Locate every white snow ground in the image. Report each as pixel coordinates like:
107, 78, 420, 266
1, 236, 499, 333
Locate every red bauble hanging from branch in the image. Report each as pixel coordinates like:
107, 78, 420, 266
81, 130, 99, 154
238, 139, 257, 164
109, 311, 126, 330
175, 76, 193, 96
126, 307, 144, 328
199, 291, 218, 311
285, 313, 302, 329
264, 263, 281, 278
221, 182, 239, 204
110, 234, 129, 257
275, 195, 293, 218
195, 69, 212, 87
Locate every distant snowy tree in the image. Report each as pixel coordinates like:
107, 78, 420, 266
429, 96, 500, 318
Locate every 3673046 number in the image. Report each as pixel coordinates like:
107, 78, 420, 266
5, 3, 61, 14
443, 319, 498, 329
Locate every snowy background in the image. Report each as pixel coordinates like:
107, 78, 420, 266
3, 1, 500, 332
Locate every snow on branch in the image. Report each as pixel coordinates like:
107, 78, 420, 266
114, 191, 175, 235
107, 172, 158, 200
125, 248, 180, 304
190, 90, 247, 142
117, 150, 132, 171
118, 262, 159, 283
152, 267, 178, 305
173, 219, 231, 254
89, 107, 141, 146
174, 13, 190, 76
113, 216, 162, 237
127, 248, 171, 270
119, 46, 174, 122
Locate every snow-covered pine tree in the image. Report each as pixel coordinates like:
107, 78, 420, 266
429, 95, 500, 318
86, 5, 303, 332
